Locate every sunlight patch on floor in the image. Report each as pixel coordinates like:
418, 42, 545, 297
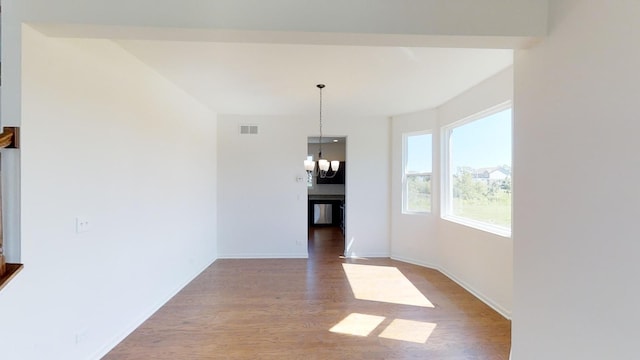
342, 263, 434, 307
330, 314, 438, 344
329, 313, 386, 337
378, 319, 437, 343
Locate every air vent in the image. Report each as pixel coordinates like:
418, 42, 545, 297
240, 125, 258, 135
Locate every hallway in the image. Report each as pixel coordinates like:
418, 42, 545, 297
104, 227, 510, 359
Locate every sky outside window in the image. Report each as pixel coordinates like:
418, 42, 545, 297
447, 106, 512, 233
451, 108, 512, 171
406, 134, 432, 173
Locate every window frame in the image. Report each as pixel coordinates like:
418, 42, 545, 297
402, 130, 433, 215
441, 101, 512, 237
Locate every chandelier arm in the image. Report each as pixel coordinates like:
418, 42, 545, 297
322, 170, 337, 178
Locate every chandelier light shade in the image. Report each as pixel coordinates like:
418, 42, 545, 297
305, 84, 340, 179
304, 159, 315, 172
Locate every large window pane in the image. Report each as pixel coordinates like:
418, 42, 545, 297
403, 132, 432, 213
445, 106, 512, 233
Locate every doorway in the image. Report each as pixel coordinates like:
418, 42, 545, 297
306, 136, 346, 256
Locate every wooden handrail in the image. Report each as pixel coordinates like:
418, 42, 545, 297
0, 127, 19, 149
0, 127, 19, 277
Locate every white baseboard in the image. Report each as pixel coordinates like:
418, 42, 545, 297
438, 267, 511, 319
89, 257, 218, 360
391, 255, 511, 320
218, 253, 309, 259
390, 254, 439, 269
343, 252, 391, 259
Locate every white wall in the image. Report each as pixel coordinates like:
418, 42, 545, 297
325, 116, 391, 258
391, 68, 514, 317
217, 114, 390, 258
513, 1, 640, 359
0, 2, 557, 359
390, 109, 439, 267
436, 68, 514, 317
0, 27, 218, 360
217, 115, 308, 258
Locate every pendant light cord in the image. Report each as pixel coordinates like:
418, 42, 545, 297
317, 84, 325, 159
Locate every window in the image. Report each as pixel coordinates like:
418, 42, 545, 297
442, 103, 512, 236
402, 132, 432, 214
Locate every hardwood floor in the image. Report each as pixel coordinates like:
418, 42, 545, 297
103, 227, 511, 359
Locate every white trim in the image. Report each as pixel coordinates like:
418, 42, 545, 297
445, 100, 512, 129
342, 252, 391, 259
437, 266, 512, 319
402, 130, 433, 214
218, 253, 309, 259
440, 125, 453, 217
442, 214, 511, 238
390, 255, 439, 269
89, 257, 218, 360
391, 255, 511, 319
402, 210, 432, 216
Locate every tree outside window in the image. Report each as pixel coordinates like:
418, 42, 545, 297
443, 105, 512, 235
403, 132, 432, 214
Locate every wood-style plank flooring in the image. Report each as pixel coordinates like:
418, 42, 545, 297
104, 227, 511, 359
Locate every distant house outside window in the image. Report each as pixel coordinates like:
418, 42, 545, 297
402, 132, 432, 214
442, 103, 512, 236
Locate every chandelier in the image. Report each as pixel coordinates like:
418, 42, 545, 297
305, 84, 340, 179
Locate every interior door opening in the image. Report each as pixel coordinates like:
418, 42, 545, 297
306, 136, 346, 257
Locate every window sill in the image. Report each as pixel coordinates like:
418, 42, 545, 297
442, 215, 511, 238
402, 211, 432, 216
0, 263, 24, 292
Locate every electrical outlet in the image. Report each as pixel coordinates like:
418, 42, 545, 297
76, 217, 90, 233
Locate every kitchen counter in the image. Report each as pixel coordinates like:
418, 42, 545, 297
308, 195, 344, 227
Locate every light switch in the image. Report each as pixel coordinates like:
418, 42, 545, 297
76, 217, 90, 233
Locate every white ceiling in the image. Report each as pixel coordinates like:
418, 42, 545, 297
116, 40, 513, 117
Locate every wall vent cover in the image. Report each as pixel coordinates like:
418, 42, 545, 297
240, 125, 258, 135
